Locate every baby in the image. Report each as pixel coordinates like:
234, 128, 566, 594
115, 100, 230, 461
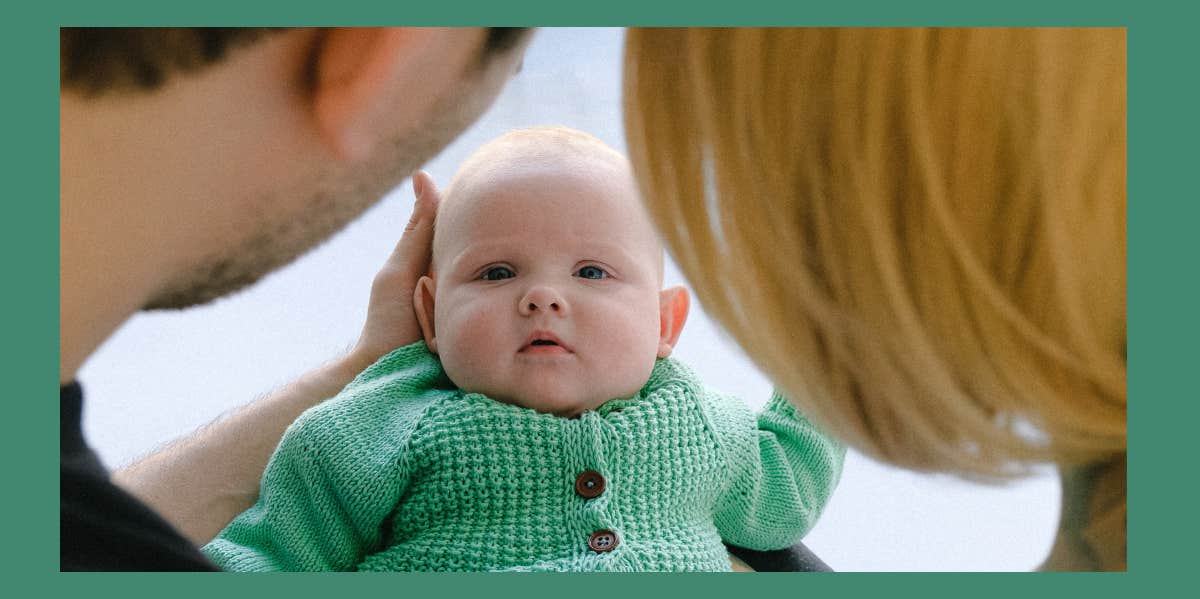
203, 127, 844, 572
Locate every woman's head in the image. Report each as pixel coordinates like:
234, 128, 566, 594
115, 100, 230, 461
624, 28, 1126, 478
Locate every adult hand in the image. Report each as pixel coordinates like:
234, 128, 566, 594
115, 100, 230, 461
116, 174, 444, 546
349, 171, 441, 368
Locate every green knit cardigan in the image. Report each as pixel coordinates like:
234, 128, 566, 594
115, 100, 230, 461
203, 342, 844, 572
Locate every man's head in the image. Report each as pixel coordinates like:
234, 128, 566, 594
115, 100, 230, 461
414, 127, 690, 417
60, 28, 528, 97
61, 28, 531, 310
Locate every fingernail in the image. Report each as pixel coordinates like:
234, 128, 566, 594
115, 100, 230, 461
413, 173, 426, 199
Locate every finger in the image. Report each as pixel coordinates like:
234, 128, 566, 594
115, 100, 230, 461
380, 172, 441, 274
407, 170, 442, 231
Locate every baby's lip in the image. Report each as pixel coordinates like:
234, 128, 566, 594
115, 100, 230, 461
519, 331, 573, 353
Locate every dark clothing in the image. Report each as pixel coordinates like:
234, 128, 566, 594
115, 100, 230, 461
60, 382, 219, 571
726, 542, 834, 572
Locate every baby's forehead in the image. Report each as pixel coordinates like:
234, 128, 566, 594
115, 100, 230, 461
439, 131, 638, 229
432, 129, 664, 276
448, 132, 630, 195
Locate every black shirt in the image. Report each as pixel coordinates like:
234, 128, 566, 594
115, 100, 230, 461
60, 382, 219, 571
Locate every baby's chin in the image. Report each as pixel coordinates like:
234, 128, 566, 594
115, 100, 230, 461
474, 384, 631, 419
493, 391, 602, 419
451, 373, 649, 419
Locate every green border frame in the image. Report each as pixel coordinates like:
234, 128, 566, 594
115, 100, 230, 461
20, 0, 1191, 595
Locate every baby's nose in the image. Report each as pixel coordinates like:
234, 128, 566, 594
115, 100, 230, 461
519, 286, 568, 316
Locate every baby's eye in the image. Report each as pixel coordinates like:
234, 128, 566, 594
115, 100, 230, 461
481, 266, 515, 281
575, 265, 609, 280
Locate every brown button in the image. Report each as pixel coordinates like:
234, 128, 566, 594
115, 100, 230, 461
588, 529, 619, 553
574, 469, 606, 499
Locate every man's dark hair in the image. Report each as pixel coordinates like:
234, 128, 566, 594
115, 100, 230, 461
61, 27, 528, 97
480, 27, 527, 58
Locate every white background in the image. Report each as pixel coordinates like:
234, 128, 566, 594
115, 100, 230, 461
79, 28, 1059, 571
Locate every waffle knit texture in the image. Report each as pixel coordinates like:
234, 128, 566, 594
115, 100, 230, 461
204, 342, 844, 572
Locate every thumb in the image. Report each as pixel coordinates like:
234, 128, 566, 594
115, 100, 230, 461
407, 170, 442, 233
380, 171, 441, 274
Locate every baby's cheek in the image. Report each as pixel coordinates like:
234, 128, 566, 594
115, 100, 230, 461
441, 307, 506, 380
595, 311, 660, 379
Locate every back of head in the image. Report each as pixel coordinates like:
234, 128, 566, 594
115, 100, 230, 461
60, 28, 286, 96
624, 28, 1126, 480
60, 27, 529, 97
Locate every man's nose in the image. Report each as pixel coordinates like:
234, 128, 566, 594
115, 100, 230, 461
519, 285, 568, 316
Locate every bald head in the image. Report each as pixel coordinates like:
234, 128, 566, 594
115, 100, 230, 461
432, 126, 664, 279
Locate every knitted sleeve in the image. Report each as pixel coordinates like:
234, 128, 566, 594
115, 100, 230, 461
202, 342, 447, 571
708, 390, 845, 551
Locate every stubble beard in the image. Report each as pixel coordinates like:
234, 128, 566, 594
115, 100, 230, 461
145, 67, 505, 311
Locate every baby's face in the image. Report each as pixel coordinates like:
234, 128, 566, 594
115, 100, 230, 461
424, 154, 669, 417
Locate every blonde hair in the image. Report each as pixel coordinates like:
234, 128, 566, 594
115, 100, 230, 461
624, 28, 1126, 480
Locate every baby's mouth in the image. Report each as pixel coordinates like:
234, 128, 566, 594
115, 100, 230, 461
520, 332, 572, 354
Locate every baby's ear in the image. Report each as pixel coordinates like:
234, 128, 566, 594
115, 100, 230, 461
656, 286, 690, 359
414, 275, 438, 354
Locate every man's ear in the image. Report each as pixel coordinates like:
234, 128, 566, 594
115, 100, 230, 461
414, 275, 438, 354
312, 28, 449, 162
657, 286, 690, 359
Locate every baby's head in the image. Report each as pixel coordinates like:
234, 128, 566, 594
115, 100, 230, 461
414, 127, 690, 417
